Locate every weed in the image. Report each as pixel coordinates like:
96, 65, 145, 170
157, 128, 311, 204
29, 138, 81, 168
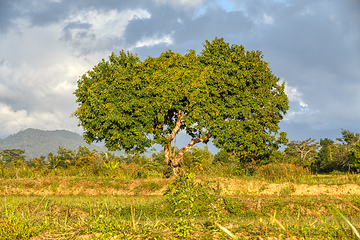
279, 184, 296, 197
51, 180, 59, 192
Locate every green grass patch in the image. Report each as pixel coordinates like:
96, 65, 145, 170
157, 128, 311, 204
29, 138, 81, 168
1, 192, 360, 239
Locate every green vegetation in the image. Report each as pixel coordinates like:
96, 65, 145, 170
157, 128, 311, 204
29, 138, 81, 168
1, 181, 360, 239
73, 38, 288, 174
1, 128, 360, 181
1, 141, 360, 238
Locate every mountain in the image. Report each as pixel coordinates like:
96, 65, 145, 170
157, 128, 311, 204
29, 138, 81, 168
0, 128, 109, 159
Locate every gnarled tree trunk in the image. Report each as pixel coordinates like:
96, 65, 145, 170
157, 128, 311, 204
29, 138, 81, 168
163, 110, 212, 176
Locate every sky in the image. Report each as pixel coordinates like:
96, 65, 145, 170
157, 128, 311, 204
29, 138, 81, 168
0, 0, 359, 153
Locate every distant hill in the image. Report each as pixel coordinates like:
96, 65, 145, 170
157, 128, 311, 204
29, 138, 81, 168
0, 128, 110, 159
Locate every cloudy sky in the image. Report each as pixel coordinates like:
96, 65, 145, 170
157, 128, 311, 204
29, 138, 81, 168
0, 0, 359, 151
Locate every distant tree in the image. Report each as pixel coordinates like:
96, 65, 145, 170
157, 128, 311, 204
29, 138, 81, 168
0, 149, 26, 165
314, 138, 337, 173
73, 38, 289, 175
152, 150, 166, 166
285, 138, 319, 166
335, 129, 360, 172
47, 146, 97, 168
99, 151, 120, 163
183, 146, 213, 173
336, 129, 360, 149
265, 149, 286, 165
27, 156, 46, 169
310, 130, 360, 173
348, 140, 360, 172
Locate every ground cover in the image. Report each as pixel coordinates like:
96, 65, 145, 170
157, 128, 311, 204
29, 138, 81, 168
1, 175, 360, 239
1, 174, 360, 197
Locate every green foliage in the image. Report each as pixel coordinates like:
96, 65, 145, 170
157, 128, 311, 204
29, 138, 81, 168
213, 148, 231, 163
163, 173, 225, 237
310, 130, 360, 174
74, 38, 289, 168
183, 146, 213, 174
316, 138, 337, 172
199, 39, 289, 159
164, 173, 223, 218
46, 146, 98, 170
337, 129, 360, 146
348, 141, 360, 173
0, 149, 26, 164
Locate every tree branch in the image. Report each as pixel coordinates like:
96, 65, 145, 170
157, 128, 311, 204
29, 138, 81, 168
168, 110, 183, 142
172, 132, 212, 167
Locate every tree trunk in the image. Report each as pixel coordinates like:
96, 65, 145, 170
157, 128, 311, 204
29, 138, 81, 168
161, 109, 212, 176
164, 132, 212, 176
164, 144, 185, 176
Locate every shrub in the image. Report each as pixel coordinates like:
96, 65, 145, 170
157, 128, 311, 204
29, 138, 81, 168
163, 173, 225, 237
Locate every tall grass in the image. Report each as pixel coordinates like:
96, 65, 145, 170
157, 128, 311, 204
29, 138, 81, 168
254, 163, 311, 182
0, 161, 166, 180
1, 194, 360, 239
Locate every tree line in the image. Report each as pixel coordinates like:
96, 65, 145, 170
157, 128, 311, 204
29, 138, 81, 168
1, 129, 359, 178
0, 145, 216, 179
213, 129, 360, 174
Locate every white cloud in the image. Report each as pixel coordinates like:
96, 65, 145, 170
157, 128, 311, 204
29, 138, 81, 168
153, 0, 208, 8
300, 7, 314, 16
0, 7, 156, 138
0, 22, 92, 137
262, 14, 274, 25
0, 103, 73, 137
284, 82, 308, 108
132, 33, 174, 49
254, 13, 274, 25
62, 9, 151, 54
281, 81, 320, 125
65, 9, 151, 40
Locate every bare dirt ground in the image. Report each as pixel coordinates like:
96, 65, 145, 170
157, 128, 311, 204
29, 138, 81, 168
1, 176, 360, 196
208, 177, 360, 196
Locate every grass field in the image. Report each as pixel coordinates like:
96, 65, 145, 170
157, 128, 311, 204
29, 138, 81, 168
1, 174, 360, 239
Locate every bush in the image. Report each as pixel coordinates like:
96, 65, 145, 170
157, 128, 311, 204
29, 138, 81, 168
254, 163, 310, 182
163, 173, 225, 237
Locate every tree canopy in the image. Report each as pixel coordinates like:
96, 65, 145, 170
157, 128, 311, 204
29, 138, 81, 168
0, 149, 26, 164
74, 38, 288, 174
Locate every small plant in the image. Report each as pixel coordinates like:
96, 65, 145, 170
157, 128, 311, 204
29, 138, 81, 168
279, 184, 296, 197
51, 180, 59, 192
103, 160, 119, 171
173, 218, 194, 238
164, 173, 225, 237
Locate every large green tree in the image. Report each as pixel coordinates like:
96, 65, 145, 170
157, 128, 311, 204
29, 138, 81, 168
73, 38, 288, 174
